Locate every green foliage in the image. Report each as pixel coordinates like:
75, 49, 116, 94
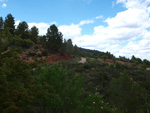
61, 58, 150, 113
0, 49, 33, 113
36, 64, 115, 113
11, 37, 34, 48
143, 59, 150, 66
1, 13, 150, 113
0, 35, 11, 51
82, 93, 115, 113
21, 39, 34, 48
46, 24, 63, 51
61, 39, 79, 56
4, 14, 15, 35
131, 55, 142, 64
30, 26, 39, 43
108, 74, 146, 113
0, 17, 3, 30
34, 46, 39, 50
65, 39, 73, 54
42, 50, 48, 56
37, 53, 42, 57
73, 44, 79, 55
15, 21, 29, 39
27, 51, 37, 57
38, 64, 82, 112
118, 56, 130, 62
39, 35, 46, 46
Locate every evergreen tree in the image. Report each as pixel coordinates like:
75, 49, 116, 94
46, 24, 63, 51
73, 44, 79, 56
66, 39, 73, 54
30, 26, 39, 43
4, 14, 15, 35
0, 17, 3, 30
15, 21, 29, 39
61, 38, 67, 52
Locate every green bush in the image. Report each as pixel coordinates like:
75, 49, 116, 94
34, 46, 39, 50
37, 53, 42, 57
11, 36, 22, 47
21, 39, 34, 48
11, 37, 34, 48
27, 51, 36, 57
42, 50, 48, 56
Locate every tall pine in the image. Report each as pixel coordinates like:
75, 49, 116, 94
4, 14, 15, 35
30, 26, 39, 43
15, 21, 29, 39
46, 24, 63, 51
0, 17, 3, 30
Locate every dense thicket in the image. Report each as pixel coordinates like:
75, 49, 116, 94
0, 49, 116, 113
61, 58, 150, 113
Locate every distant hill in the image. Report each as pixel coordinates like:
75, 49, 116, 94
78, 47, 101, 54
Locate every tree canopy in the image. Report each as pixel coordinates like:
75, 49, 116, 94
4, 14, 15, 35
46, 24, 63, 51
0, 17, 3, 30
15, 21, 29, 39
30, 26, 39, 43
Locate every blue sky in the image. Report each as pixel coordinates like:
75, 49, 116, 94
0, 0, 125, 25
0, 0, 150, 60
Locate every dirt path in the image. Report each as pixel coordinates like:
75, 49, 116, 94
78, 57, 86, 64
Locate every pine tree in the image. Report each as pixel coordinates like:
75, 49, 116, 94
30, 26, 39, 43
15, 21, 29, 39
0, 17, 3, 30
46, 24, 63, 51
66, 39, 73, 54
73, 44, 78, 55
4, 14, 15, 35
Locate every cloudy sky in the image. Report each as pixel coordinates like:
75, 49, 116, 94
0, 0, 150, 60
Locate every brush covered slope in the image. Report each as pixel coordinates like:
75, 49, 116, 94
1, 14, 150, 113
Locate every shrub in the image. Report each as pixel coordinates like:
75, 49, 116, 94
21, 39, 34, 48
37, 53, 42, 57
27, 51, 36, 57
11, 37, 34, 48
34, 46, 39, 50
42, 50, 48, 56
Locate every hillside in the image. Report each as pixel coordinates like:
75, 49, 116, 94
1, 14, 150, 113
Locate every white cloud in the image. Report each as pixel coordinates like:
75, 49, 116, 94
105, 8, 149, 29
117, 38, 150, 59
116, 0, 150, 9
58, 0, 150, 60
58, 19, 95, 40
95, 16, 103, 19
15, 20, 20, 27
78, 20, 95, 26
15, 0, 150, 60
112, 1, 115, 8
1, 0, 8, 8
2, 3, 7, 7
15, 20, 56, 35
29, 21, 57, 35
59, 24, 81, 40
28, 22, 51, 35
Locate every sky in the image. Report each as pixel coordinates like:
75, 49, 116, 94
0, 0, 150, 60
